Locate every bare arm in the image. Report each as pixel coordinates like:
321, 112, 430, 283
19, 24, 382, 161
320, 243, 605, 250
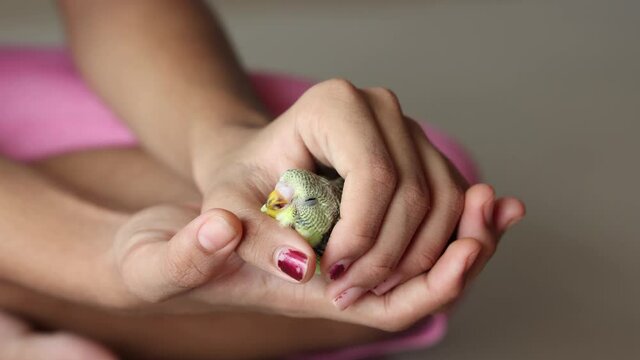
58, 0, 268, 178
0, 156, 125, 306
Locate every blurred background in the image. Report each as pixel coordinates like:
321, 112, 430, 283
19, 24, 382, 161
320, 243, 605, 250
1, 0, 638, 359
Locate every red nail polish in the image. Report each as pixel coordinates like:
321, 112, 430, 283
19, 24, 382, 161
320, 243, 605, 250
276, 248, 308, 281
329, 259, 351, 281
329, 264, 345, 280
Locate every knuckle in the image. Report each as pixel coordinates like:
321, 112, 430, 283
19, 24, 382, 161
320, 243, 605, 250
369, 87, 401, 111
314, 78, 361, 100
369, 157, 397, 192
365, 260, 396, 284
413, 249, 438, 271
346, 229, 378, 254
399, 181, 429, 216
438, 182, 464, 219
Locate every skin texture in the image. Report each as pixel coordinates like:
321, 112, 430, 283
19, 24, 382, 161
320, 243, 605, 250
58, 0, 483, 310
0, 150, 385, 360
0, 0, 527, 358
0, 147, 523, 359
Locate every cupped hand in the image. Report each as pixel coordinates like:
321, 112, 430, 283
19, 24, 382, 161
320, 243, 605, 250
106, 181, 523, 331
188, 78, 524, 309
195, 80, 469, 308
104, 79, 525, 327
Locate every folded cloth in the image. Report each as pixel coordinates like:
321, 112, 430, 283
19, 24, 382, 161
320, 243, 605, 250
0, 47, 479, 359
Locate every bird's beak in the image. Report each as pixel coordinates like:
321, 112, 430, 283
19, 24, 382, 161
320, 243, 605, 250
263, 190, 289, 217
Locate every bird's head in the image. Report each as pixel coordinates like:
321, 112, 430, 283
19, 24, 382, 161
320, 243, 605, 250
261, 169, 324, 224
261, 180, 296, 224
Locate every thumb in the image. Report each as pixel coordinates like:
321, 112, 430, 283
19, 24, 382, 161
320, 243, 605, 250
115, 206, 242, 304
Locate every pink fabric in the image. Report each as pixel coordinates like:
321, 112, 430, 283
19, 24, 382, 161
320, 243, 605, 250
0, 47, 479, 359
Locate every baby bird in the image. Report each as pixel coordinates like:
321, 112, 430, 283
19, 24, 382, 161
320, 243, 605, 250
261, 169, 343, 258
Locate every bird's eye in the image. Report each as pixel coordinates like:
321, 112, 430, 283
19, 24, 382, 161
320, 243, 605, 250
304, 197, 318, 206
273, 203, 285, 209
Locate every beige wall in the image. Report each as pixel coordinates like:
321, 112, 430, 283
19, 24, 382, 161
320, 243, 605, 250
1, 1, 638, 358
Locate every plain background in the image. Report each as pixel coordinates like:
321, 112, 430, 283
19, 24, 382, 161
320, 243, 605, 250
1, 0, 638, 359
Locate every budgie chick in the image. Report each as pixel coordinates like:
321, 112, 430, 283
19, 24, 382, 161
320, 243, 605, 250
261, 169, 343, 258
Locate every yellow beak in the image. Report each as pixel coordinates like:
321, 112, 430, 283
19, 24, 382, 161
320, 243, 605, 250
262, 190, 289, 217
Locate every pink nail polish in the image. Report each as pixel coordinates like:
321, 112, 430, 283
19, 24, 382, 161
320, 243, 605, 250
276, 248, 308, 281
333, 287, 367, 310
372, 273, 403, 296
328, 259, 352, 281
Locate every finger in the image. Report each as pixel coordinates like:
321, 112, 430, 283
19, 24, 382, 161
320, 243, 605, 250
494, 197, 526, 235
337, 238, 481, 331
115, 206, 242, 303
207, 187, 318, 283
455, 184, 498, 280
457, 186, 525, 281
325, 88, 429, 308
295, 79, 398, 280
372, 125, 465, 296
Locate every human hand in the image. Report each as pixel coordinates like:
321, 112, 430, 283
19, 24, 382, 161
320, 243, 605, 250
191, 80, 465, 305
187, 79, 525, 310
104, 181, 522, 330
101, 79, 525, 325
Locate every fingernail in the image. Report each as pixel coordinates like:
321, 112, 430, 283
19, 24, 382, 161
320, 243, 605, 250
328, 259, 352, 281
483, 198, 495, 225
505, 216, 523, 230
198, 216, 235, 253
333, 287, 367, 311
372, 273, 403, 296
275, 248, 308, 282
465, 249, 481, 272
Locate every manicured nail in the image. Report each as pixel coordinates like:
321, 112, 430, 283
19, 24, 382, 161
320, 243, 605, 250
333, 287, 367, 311
275, 248, 308, 282
372, 273, 403, 296
465, 249, 481, 272
197, 216, 235, 253
483, 198, 495, 225
328, 259, 352, 281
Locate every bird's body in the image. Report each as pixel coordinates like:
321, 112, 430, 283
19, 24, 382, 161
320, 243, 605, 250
261, 169, 343, 257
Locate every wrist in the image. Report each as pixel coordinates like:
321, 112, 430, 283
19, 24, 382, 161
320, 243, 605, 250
188, 100, 268, 191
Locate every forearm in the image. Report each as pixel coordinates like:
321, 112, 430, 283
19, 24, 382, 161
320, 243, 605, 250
58, 0, 268, 178
0, 156, 125, 306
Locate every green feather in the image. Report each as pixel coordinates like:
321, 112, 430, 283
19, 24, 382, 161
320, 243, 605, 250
261, 169, 343, 274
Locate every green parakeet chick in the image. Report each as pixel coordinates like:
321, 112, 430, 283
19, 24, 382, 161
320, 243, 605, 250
261, 169, 343, 258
